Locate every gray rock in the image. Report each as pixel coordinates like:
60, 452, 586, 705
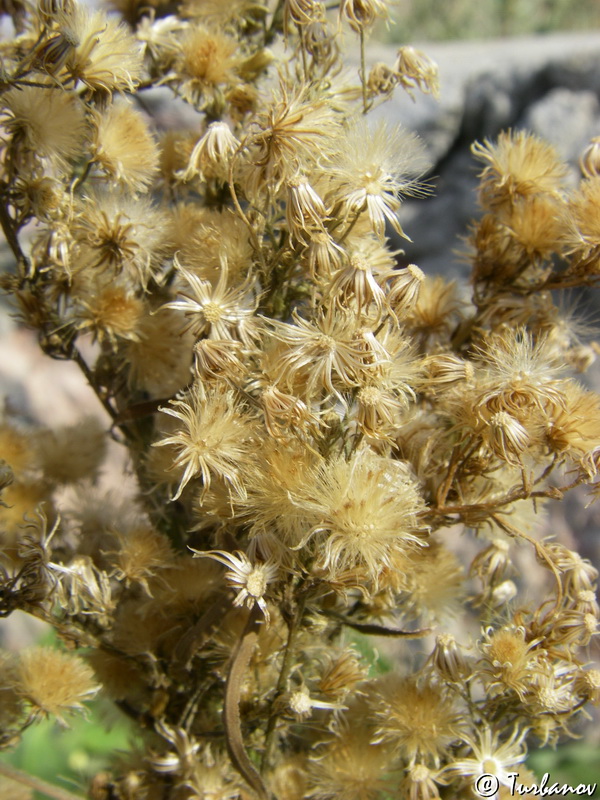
368, 32, 600, 275
522, 87, 599, 167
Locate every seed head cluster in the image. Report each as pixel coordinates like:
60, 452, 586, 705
0, 1, 599, 799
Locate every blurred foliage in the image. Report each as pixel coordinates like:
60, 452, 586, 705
528, 741, 599, 789
385, 0, 600, 41
0, 697, 134, 799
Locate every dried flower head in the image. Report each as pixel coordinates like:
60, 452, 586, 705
444, 725, 528, 792
153, 383, 255, 501
295, 448, 426, 582
164, 257, 261, 345
327, 119, 430, 239
92, 101, 160, 192
191, 549, 278, 622
339, 0, 390, 32
479, 624, 542, 699
307, 717, 393, 800
33, 417, 106, 485
108, 525, 173, 595
124, 308, 194, 397
2, 86, 87, 172
373, 675, 463, 766
60, 5, 144, 93
179, 121, 240, 183
472, 129, 568, 210
13, 647, 98, 722
173, 25, 240, 107
266, 309, 371, 404
246, 82, 341, 198
580, 135, 600, 178
74, 190, 167, 287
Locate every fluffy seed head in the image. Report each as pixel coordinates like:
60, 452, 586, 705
92, 101, 160, 192
2, 86, 87, 171
60, 6, 144, 93
328, 120, 430, 240
153, 384, 255, 501
13, 647, 98, 721
373, 675, 463, 765
295, 448, 426, 583
472, 130, 568, 210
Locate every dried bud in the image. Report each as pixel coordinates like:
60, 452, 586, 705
38, 0, 74, 22
303, 21, 337, 63
566, 343, 596, 372
487, 410, 530, 464
471, 538, 512, 585
388, 263, 425, 316
284, 0, 325, 29
339, 0, 389, 32
580, 136, 600, 178
400, 763, 443, 800
423, 353, 473, 389
193, 338, 246, 381
367, 62, 398, 96
317, 649, 367, 697
394, 46, 440, 99
431, 633, 470, 683
490, 578, 518, 607
286, 175, 328, 244
179, 121, 240, 183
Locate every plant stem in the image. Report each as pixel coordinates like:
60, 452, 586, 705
0, 761, 85, 800
260, 590, 307, 772
70, 347, 120, 426
0, 195, 29, 273
359, 30, 367, 114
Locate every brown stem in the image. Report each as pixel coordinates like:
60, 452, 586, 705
260, 590, 307, 772
0, 195, 29, 273
491, 513, 564, 611
70, 347, 120, 426
224, 607, 270, 800
0, 761, 85, 800
432, 471, 590, 521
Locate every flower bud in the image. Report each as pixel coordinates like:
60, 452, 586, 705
431, 633, 470, 683
580, 136, 600, 178
395, 46, 440, 98
340, 0, 389, 33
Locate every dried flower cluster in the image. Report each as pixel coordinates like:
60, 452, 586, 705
0, 2, 599, 799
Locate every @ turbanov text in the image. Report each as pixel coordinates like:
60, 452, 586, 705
474, 772, 597, 797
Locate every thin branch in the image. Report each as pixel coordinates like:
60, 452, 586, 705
0, 195, 29, 272
70, 347, 119, 425
228, 145, 266, 271
261, 589, 306, 773
0, 761, 85, 800
359, 30, 368, 114
491, 513, 564, 611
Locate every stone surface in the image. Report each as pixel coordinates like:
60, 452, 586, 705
364, 32, 600, 274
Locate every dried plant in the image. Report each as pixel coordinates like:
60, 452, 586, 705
0, 2, 599, 799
